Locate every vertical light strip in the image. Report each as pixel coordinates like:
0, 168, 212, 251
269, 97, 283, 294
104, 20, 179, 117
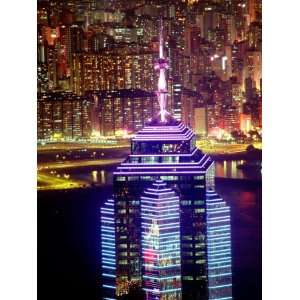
101, 198, 116, 300
206, 191, 232, 300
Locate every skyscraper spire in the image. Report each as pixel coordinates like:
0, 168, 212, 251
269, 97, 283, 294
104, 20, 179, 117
154, 18, 169, 122
159, 18, 164, 59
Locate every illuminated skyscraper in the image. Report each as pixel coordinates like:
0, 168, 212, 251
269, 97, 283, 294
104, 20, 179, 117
100, 21, 232, 300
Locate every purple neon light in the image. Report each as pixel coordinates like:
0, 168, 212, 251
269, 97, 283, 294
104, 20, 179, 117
141, 196, 179, 200
138, 124, 187, 132
144, 190, 175, 196
135, 132, 191, 138
146, 188, 172, 192
138, 128, 187, 135
141, 123, 185, 131
117, 157, 211, 170
121, 154, 208, 167
117, 165, 207, 170
114, 170, 206, 175
133, 130, 194, 140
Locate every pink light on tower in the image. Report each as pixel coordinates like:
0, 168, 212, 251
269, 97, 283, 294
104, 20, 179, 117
154, 19, 169, 122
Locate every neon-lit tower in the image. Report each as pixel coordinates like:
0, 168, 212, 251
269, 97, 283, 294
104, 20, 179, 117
100, 19, 232, 300
154, 19, 169, 123
141, 180, 182, 300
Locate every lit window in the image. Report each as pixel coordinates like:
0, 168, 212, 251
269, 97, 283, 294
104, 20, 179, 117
194, 209, 205, 213
116, 176, 126, 181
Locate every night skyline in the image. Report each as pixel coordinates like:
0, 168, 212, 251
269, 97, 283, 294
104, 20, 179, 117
37, 1, 262, 300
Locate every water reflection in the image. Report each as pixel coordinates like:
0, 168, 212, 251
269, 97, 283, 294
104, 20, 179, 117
100, 170, 105, 185
91, 170, 106, 184
92, 170, 98, 183
215, 160, 261, 180
90, 169, 106, 184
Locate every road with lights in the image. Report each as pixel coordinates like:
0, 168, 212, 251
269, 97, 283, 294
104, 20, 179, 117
37, 173, 87, 190
38, 158, 124, 171
37, 158, 124, 190
37, 142, 130, 152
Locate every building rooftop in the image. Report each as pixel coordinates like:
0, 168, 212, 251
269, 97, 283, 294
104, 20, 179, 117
132, 116, 193, 142
114, 117, 214, 176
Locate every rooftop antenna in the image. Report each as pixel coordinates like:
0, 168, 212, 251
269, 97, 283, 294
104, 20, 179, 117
154, 17, 169, 122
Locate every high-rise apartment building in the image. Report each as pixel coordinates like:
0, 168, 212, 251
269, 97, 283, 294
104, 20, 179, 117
87, 89, 158, 136
72, 50, 157, 95
194, 107, 208, 137
37, 92, 93, 140
222, 105, 240, 133
245, 50, 261, 88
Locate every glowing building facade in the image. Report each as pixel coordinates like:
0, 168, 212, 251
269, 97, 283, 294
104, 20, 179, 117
206, 191, 232, 300
100, 198, 116, 300
111, 115, 213, 300
100, 21, 232, 300
141, 181, 182, 300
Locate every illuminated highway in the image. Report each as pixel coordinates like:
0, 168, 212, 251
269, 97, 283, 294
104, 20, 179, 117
37, 173, 87, 190
38, 158, 124, 171
37, 158, 124, 190
37, 142, 130, 152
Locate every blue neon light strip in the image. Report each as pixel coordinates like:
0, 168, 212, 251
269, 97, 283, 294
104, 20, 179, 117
208, 265, 231, 270
207, 219, 230, 224
102, 265, 116, 270
101, 198, 116, 298
102, 273, 116, 278
211, 297, 232, 300
208, 284, 232, 289
102, 285, 116, 289
208, 272, 232, 278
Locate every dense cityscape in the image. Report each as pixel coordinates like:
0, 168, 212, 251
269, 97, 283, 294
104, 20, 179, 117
37, 1, 262, 300
37, 0, 261, 144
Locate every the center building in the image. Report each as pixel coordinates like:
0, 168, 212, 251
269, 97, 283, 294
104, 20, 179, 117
101, 114, 233, 300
